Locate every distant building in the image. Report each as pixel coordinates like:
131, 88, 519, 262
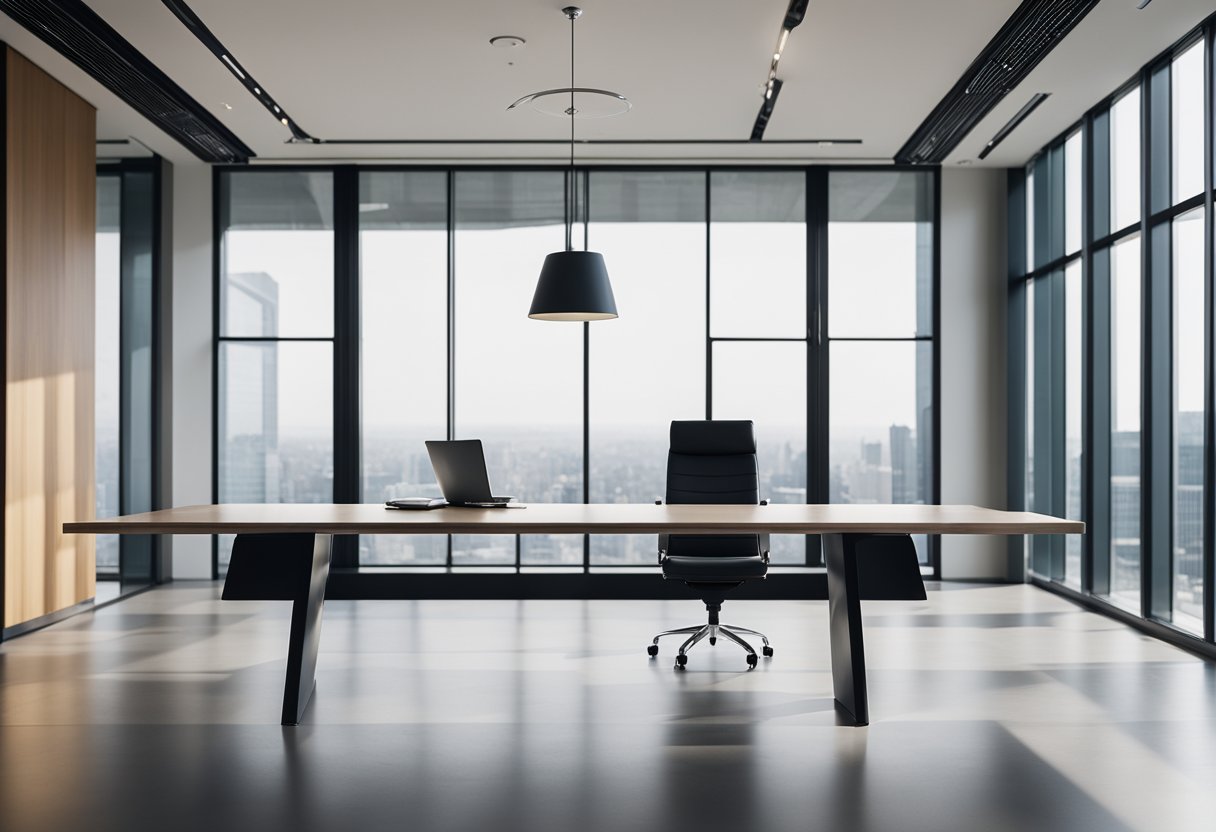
220, 272, 279, 503
890, 425, 918, 504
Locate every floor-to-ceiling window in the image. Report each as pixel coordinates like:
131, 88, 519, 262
589, 171, 706, 566
827, 171, 936, 564
95, 175, 121, 579
359, 171, 448, 566
1013, 21, 1215, 650
1167, 40, 1206, 635
95, 161, 160, 591
710, 171, 808, 564
215, 166, 939, 586
216, 170, 335, 572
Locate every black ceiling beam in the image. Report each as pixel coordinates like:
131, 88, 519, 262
161, 0, 316, 144
895, 0, 1099, 164
0, 0, 254, 163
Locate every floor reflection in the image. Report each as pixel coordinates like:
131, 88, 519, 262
0, 583, 1211, 832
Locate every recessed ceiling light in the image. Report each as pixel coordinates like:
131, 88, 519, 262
490, 35, 526, 48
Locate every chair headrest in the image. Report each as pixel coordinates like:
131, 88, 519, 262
669, 420, 756, 455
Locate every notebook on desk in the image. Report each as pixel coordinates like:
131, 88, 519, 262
424, 439, 518, 507
385, 497, 448, 510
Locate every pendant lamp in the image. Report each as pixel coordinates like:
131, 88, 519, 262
517, 7, 620, 321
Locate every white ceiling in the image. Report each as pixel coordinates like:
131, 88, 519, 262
0, 0, 1213, 166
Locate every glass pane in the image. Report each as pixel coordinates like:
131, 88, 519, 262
359, 171, 449, 565
1109, 235, 1141, 609
217, 341, 333, 572
712, 342, 807, 564
95, 176, 121, 577
453, 171, 581, 566
220, 171, 334, 338
828, 171, 934, 338
1065, 131, 1082, 254
709, 171, 805, 337
588, 172, 706, 565
1111, 88, 1141, 232
1026, 166, 1035, 272
1173, 209, 1204, 633
1064, 261, 1083, 589
1172, 41, 1204, 203
829, 341, 933, 564
119, 172, 157, 585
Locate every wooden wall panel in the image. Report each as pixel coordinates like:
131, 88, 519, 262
3, 46, 96, 629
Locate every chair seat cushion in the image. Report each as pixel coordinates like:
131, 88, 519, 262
662, 555, 768, 582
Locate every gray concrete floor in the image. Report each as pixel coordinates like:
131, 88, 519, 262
1, 582, 1214, 832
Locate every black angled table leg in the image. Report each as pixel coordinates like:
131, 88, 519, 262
222, 532, 333, 725
824, 533, 868, 726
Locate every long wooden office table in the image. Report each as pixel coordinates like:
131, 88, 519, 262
66, 503, 1082, 726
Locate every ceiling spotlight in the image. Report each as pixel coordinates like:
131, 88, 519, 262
490, 35, 526, 48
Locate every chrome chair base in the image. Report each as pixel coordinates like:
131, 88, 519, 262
648, 622, 772, 669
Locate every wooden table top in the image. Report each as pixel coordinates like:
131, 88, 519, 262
64, 503, 1084, 536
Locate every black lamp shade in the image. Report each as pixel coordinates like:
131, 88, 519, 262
528, 250, 618, 321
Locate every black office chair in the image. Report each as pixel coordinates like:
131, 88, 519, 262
648, 420, 773, 669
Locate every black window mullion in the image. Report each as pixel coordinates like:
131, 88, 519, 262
1148, 220, 1173, 619
930, 166, 942, 578
1093, 109, 1112, 242
1049, 142, 1066, 264
446, 170, 455, 572
1033, 154, 1051, 271
1204, 24, 1215, 643
1031, 271, 1054, 576
210, 167, 225, 579
1051, 268, 1067, 581
1140, 66, 1155, 619
1006, 168, 1029, 581
806, 167, 829, 566
332, 166, 360, 569
1149, 62, 1171, 217
1082, 113, 1096, 594
705, 171, 712, 419
582, 169, 591, 575
1091, 245, 1113, 596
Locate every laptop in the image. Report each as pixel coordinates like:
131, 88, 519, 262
424, 440, 517, 507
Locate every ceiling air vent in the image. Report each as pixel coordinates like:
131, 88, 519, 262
895, 0, 1099, 164
0, 0, 254, 163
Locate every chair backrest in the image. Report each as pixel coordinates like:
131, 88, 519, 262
665, 420, 761, 558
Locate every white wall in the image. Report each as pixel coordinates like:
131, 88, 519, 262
939, 168, 1009, 580
169, 162, 213, 579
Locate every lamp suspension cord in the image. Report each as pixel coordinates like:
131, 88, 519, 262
566, 10, 575, 252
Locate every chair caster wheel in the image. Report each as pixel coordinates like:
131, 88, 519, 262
647, 644, 659, 657
746, 653, 758, 668
675, 654, 688, 668
709, 637, 717, 645
762, 646, 774, 657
